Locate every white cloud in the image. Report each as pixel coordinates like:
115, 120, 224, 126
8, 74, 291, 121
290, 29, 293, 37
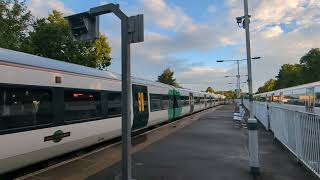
28, 0, 73, 18
261, 26, 283, 38
107, 0, 320, 92
139, 0, 204, 33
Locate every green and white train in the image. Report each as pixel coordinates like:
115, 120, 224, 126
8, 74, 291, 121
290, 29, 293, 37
0, 48, 225, 174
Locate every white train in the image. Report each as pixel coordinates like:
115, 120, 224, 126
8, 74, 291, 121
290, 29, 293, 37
0, 48, 225, 174
253, 81, 320, 114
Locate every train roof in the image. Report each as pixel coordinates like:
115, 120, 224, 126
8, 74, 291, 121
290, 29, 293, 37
255, 81, 320, 96
0, 48, 226, 97
0, 48, 173, 88
1, 48, 174, 88
0, 48, 121, 80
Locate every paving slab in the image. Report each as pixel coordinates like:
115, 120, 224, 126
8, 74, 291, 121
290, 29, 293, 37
88, 105, 318, 180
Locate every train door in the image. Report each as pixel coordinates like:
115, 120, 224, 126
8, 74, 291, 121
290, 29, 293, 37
132, 84, 149, 131
306, 87, 315, 113
189, 93, 194, 113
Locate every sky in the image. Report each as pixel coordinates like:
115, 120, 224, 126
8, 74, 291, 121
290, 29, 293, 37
26, 0, 320, 92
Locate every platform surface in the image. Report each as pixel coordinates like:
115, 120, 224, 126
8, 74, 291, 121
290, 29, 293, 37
87, 105, 317, 180
20, 105, 317, 180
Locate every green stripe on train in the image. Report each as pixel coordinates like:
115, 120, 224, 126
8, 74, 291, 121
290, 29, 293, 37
168, 89, 182, 121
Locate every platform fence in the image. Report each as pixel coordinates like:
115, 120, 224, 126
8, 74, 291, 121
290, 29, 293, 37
241, 99, 320, 178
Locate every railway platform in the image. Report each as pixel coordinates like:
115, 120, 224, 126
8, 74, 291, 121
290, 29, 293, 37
20, 105, 317, 180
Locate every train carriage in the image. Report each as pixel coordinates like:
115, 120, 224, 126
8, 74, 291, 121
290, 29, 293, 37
0, 48, 225, 174
253, 81, 320, 114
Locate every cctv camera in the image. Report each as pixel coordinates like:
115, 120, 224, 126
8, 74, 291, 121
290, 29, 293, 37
236, 16, 243, 24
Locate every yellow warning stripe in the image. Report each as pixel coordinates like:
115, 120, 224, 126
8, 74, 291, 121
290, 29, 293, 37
141, 92, 144, 112
138, 92, 142, 112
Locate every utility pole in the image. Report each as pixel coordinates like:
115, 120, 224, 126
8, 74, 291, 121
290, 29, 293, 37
236, 60, 240, 99
243, 0, 260, 175
217, 57, 260, 101
65, 4, 144, 180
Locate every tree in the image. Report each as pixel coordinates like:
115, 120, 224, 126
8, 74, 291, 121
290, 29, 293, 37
257, 79, 277, 93
157, 68, 180, 87
206, 87, 214, 93
22, 10, 112, 69
300, 48, 320, 83
275, 64, 303, 89
216, 90, 236, 99
0, 0, 33, 50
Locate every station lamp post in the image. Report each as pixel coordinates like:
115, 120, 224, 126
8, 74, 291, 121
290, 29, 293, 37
65, 3, 144, 180
217, 57, 260, 100
235, 0, 260, 176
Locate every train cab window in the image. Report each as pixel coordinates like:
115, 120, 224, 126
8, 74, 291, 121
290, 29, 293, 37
0, 87, 53, 131
150, 94, 161, 111
107, 92, 121, 117
64, 90, 101, 121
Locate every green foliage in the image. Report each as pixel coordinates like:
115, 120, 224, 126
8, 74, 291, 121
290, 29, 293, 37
275, 64, 303, 89
216, 90, 236, 99
0, 0, 33, 50
257, 48, 320, 93
300, 48, 320, 83
206, 87, 214, 93
157, 68, 181, 87
257, 79, 277, 93
0, 1, 112, 69
22, 10, 112, 69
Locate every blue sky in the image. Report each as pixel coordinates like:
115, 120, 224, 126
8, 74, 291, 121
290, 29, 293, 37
27, 0, 320, 91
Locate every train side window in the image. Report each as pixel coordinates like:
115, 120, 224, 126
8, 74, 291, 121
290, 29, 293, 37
162, 95, 169, 110
289, 89, 305, 106
64, 90, 101, 121
107, 92, 121, 117
195, 97, 200, 104
0, 87, 53, 131
150, 94, 161, 111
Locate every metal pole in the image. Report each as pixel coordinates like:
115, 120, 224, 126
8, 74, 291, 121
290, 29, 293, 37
243, 0, 260, 176
121, 17, 132, 180
236, 60, 240, 99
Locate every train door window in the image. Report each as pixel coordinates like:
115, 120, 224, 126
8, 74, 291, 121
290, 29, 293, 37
0, 87, 53, 131
279, 92, 284, 103
306, 87, 315, 112
315, 86, 320, 107
107, 92, 121, 117
184, 96, 189, 106
173, 95, 179, 108
64, 90, 101, 121
162, 95, 169, 110
150, 94, 161, 111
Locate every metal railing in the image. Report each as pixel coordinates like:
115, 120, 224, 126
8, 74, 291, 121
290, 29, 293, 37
242, 99, 320, 177
253, 102, 269, 130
